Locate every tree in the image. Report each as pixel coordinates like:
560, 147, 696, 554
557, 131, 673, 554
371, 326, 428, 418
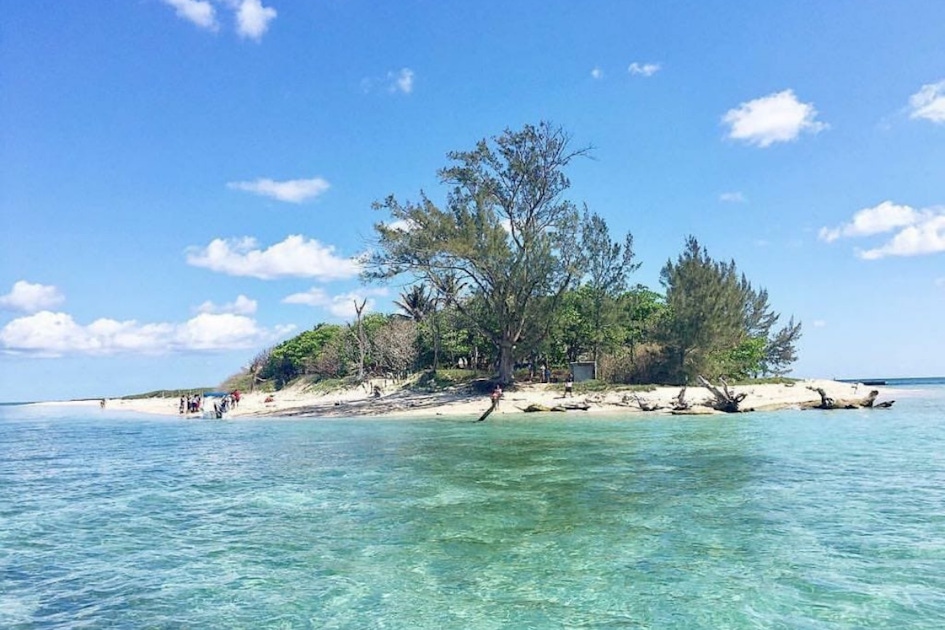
373, 316, 418, 378
581, 209, 641, 363
659, 236, 801, 382
353, 298, 368, 381
764, 316, 802, 376
247, 347, 272, 392
659, 237, 751, 382
364, 122, 587, 384
394, 284, 433, 322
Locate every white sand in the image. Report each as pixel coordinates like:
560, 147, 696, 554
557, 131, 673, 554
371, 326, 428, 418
43, 379, 889, 420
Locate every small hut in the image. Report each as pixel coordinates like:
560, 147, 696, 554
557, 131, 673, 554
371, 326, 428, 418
569, 361, 597, 382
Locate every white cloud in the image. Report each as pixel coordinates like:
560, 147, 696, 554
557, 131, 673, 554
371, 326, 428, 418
162, 0, 218, 31
820, 201, 945, 260
812, 320, 827, 328
590, 67, 603, 80
858, 213, 945, 260
388, 68, 415, 94
908, 80, 945, 124
719, 192, 746, 203
934, 277, 945, 288
0, 281, 65, 313
227, 176, 330, 203
0, 311, 293, 357
819, 201, 921, 243
234, 0, 277, 41
196, 294, 258, 315
722, 89, 828, 147
283, 287, 388, 319
628, 62, 660, 77
186, 235, 361, 280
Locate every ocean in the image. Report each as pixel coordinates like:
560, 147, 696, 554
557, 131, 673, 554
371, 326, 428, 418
2, 379, 944, 628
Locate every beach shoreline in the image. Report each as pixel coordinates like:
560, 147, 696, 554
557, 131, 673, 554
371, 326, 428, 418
33, 379, 893, 420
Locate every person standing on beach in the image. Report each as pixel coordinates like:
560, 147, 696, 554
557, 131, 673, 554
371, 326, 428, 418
491, 384, 503, 410
564, 374, 574, 397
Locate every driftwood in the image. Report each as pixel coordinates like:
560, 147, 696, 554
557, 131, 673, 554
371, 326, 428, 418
672, 387, 691, 411
521, 402, 591, 413
633, 394, 663, 412
697, 376, 748, 413
805, 388, 895, 410
477, 400, 498, 422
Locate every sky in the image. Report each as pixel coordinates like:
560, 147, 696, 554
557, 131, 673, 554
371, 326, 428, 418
2, 0, 944, 401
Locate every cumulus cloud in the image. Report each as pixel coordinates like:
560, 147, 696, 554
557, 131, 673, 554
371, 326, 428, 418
162, 0, 218, 30
0, 281, 65, 313
590, 67, 603, 80
283, 287, 388, 319
819, 200, 945, 259
909, 80, 945, 124
162, 0, 276, 40
227, 176, 330, 203
196, 294, 258, 315
719, 192, 747, 203
186, 235, 361, 280
0, 311, 293, 357
234, 0, 277, 40
818, 201, 920, 243
628, 62, 660, 77
858, 213, 945, 260
722, 89, 828, 147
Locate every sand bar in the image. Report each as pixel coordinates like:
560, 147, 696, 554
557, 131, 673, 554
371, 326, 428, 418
35, 379, 893, 420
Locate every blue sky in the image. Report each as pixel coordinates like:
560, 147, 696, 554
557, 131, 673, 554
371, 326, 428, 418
2, 1, 944, 401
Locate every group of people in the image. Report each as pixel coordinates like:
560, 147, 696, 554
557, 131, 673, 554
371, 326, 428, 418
178, 390, 241, 416
179, 394, 202, 414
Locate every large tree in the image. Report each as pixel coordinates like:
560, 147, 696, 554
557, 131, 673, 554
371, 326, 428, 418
659, 236, 801, 382
581, 209, 640, 364
659, 237, 756, 382
364, 122, 587, 384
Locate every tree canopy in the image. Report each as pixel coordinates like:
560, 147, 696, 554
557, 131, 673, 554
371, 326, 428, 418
364, 122, 588, 384
241, 123, 801, 392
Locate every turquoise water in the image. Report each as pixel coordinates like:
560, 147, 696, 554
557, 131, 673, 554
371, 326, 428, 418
2, 384, 945, 628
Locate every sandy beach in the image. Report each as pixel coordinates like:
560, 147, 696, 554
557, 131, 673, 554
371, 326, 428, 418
37, 379, 891, 420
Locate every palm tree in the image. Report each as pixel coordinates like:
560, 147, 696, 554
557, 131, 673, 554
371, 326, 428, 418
394, 284, 433, 322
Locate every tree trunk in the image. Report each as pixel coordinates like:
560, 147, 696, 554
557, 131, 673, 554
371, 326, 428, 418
805, 388, 894, 410
497, 339, 515, 384
698, 375, 748, 413
354, 299, 367, 382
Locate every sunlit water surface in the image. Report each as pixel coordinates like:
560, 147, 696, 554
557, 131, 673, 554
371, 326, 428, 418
2, 382, 944, 628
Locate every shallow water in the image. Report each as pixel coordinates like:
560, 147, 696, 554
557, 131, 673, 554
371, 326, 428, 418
2, 384, 944, 628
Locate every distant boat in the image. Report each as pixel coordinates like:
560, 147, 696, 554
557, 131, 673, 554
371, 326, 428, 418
860, 380, 887, 386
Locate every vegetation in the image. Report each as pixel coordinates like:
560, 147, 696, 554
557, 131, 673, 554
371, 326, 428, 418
236, 122, 802, 391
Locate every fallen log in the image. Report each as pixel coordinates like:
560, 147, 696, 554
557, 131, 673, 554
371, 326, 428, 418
633, 394, 662, 411
697, 376, 747, 413
804, 388, 895, 410
477, 400, 498, 422
672, 387, 691, 411
520, 402, 590, 413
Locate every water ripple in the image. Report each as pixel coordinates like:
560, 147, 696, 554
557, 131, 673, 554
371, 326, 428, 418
2, 396, 945, 628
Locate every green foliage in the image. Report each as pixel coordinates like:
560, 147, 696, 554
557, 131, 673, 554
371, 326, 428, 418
658, 236, 801, 383
263, 324, 343, 388
580, 209, 640, 362
365, 121, 588, 384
